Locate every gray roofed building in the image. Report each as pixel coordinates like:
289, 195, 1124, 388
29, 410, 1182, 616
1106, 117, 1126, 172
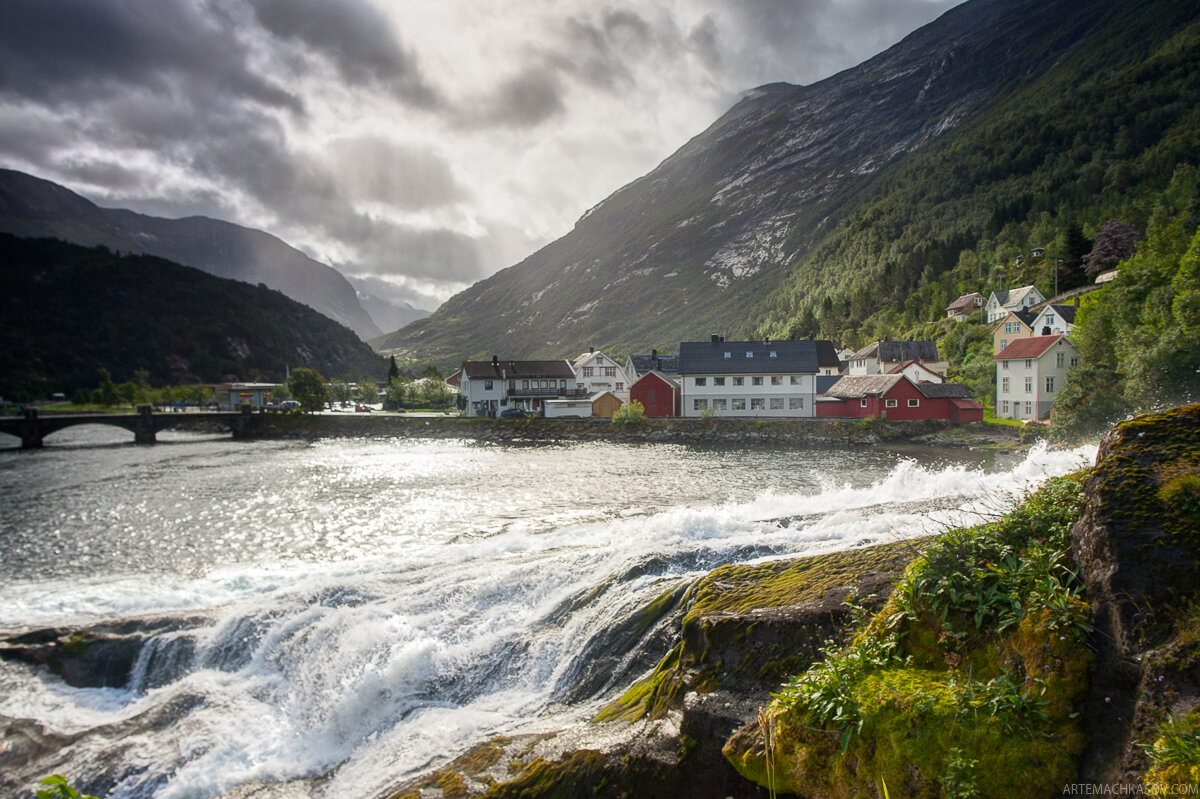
461, 359, 575, 381
626, 351, 679, 378
822, 374, 905, 398
986, 285, 1046, 322
678, 339, 821, 375
915, 382, 973, 399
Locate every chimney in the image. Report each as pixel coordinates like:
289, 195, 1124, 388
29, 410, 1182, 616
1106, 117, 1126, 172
652, 348, 657, 358
589, 346, 595, 354
492, 355, 498, 367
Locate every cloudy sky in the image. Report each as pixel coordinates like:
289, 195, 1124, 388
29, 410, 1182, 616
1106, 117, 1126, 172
0, 0, 956, 313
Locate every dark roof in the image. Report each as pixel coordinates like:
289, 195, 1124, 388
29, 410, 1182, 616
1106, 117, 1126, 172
814, 340, 841, 369
852, 340, 939, 363
1046, 304, 1078, 325
678, 339, 820, 375
815, 374, 842, 395
946, 292, 984, 311
462, 359, 575, 380
993, 308, 1038, 330
627, 352, 679, 376
994, 335, 1064, 360
916, 382, 973, 399
823, 374, 905, 399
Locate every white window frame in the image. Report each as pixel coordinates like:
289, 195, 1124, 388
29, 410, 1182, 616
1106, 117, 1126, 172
885, 399, 898, 408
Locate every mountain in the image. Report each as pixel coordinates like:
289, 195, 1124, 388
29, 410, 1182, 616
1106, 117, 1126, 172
0, 169, 382, 340
378, 0, 1200, 364
0, 234, 385, 395
347, 275, 431, 336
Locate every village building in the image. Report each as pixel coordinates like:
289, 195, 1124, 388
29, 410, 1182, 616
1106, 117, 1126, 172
945, 292, 985, 322
572, 349, 630, 399
887, 360, 945, 384
630, 371, 680, 418
216, 382, 278, 410
590, 391, 623, 418
992, 308, 1039, 354
847, 341, 946, 377
994, 335, 1080, 421
625, 351, 679, 381
816, 375, 982, 422
1029, 303, 1078, 337
544, 398, 593, 418
985, 285, 1045, 323
678, 338, 826, 418
459, 358, 580, 417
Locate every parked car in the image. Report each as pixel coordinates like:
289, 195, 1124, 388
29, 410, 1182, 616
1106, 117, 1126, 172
279, 400, 301, 412
500, 407, 533, 419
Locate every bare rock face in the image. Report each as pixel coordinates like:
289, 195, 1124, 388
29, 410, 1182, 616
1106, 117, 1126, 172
1071, 403, 1200, 784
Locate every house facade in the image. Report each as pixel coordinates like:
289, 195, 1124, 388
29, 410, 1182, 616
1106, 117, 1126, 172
986, 285, 1045, 323
847, 341, 946, 377
1029, 303, 1077, 337
887, 360, 945, 384
572, 349, 630, 399
677, 338, 823, 418
816, 375, 982, 422
459, 358, 580, 417
992, 309, 1038, 354
994, 335, 1079, 420
945, 292, 985, 321
630, 371, 680, 418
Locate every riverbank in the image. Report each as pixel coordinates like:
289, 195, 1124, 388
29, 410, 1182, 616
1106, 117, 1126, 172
169, 413, 1028, 449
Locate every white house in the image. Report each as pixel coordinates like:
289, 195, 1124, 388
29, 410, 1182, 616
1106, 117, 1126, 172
677, 338, 824, 418
1029, 303, 1078, 338
459, 358, 580, 417
847, 341, 946, 377
994, 335, 1079, 421
572, 349, 631, 399
986, 285, 1045, 323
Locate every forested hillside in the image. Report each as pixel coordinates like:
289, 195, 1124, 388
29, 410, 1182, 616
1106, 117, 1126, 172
751, 0, 1200, 345
0, 235, 385, 397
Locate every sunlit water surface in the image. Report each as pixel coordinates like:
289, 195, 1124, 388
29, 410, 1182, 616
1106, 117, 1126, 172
0, 426, 1095, 798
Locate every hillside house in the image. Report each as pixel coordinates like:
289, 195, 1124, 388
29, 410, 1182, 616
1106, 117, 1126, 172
625, 351, 679, 380
994, 335, 1079, 421
1029, 303, 1078, 337
992, 309, 1038, 354
986, 285, 1045, 323
847, 341, 946, 377
678, 338, 826, 418
887, 360, 945, 384
460, 358, 580, 417
630, 371, 680, 417
816, 375, 982, 422
945, 292, 985, 321
572, 349, 630, 399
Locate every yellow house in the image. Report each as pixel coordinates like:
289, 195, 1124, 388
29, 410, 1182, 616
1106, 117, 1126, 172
991, 309, 1037, 355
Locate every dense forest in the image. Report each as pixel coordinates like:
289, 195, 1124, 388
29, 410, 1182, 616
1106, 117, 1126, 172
0, 235, 385, 398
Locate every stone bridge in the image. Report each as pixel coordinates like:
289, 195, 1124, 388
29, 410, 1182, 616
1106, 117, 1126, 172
0, 406, 260, 449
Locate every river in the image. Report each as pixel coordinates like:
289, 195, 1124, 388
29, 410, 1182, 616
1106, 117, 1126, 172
0, 426, 1096, 798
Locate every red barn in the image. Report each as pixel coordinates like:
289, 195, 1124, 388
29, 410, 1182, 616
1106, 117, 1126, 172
630, 371, 680, 417
816, 375, 981, 422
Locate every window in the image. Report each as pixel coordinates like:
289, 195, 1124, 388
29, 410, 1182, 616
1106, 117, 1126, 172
1001, 377, 1010, 392
1025, 359, 1033, 369
771, 376, 782, 386
733, 377, 744, 386
714, 377, 725, 386
790, 376, 802, 385
1025, 401, 1033, 416
1000, 339, 1007, 350
1056, 352, 1065, 368
860, 399, 868, 408
769, 351, 777, 358
1002, 401, 1010, 414
789, 397, 805, 410
723, 352, 731, 359
1002, 361, 1009, 370
484, 380, 493, 390
751, 398, 765, 410
752, 376, 763, 386
1070, 357, 1079, 368
582, 367, 594, 377
1046, 376, 1055, 392
769, 397, 783, 410
693, 398, 708, 411
1025, 377, 1033, 393
1046, 314, 1056, 326
885, 399, 898, 408
695, 377, 706, 387
746, 351, 754, 358
731, 398, 746, 411
615, 382, 623, 392
907, 398, 920, 408
712, 398, 727, 410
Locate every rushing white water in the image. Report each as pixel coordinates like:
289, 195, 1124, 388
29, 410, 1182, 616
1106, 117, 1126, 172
0, 428, 1095, 798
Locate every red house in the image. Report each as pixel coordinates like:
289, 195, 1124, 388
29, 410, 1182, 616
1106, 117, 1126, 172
630, 370, 681, 417
816, 374, 982, 423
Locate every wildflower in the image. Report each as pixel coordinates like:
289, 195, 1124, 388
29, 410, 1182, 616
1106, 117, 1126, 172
1105, 697, 1111, 703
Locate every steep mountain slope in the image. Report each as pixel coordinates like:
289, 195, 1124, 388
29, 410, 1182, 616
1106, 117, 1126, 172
0, 169, 382, 340
377, 0, 1112, 363
0, 234, 384, 395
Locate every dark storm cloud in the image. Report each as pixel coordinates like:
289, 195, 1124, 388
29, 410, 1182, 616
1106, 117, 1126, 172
467, 68, 567, 129
328, 137, 464, 210
247, 0, 440, 107
0, 0, 301, 113
338, 217, 486, 285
